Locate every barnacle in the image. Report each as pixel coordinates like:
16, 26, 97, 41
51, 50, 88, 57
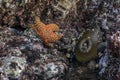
53, 0, 79, 18
29, 16, 62, 45
75, 28, 102, 62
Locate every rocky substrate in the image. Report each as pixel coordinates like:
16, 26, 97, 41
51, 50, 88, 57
0, 0, 120, 80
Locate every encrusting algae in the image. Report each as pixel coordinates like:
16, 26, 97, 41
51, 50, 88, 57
29, 16, 62, 46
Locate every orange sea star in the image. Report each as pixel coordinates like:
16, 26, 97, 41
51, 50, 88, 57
30, 16, 62, 45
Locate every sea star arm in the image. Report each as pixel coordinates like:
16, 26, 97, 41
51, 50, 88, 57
47, 24, 60, 32
49, 32, 62, 42
35, 16, 46, 27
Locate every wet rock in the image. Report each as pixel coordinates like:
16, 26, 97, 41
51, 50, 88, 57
0, 56, 26, 79
87, 60, 97, 70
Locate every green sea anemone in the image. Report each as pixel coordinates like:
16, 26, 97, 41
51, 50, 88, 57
75, 28, 102, 62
